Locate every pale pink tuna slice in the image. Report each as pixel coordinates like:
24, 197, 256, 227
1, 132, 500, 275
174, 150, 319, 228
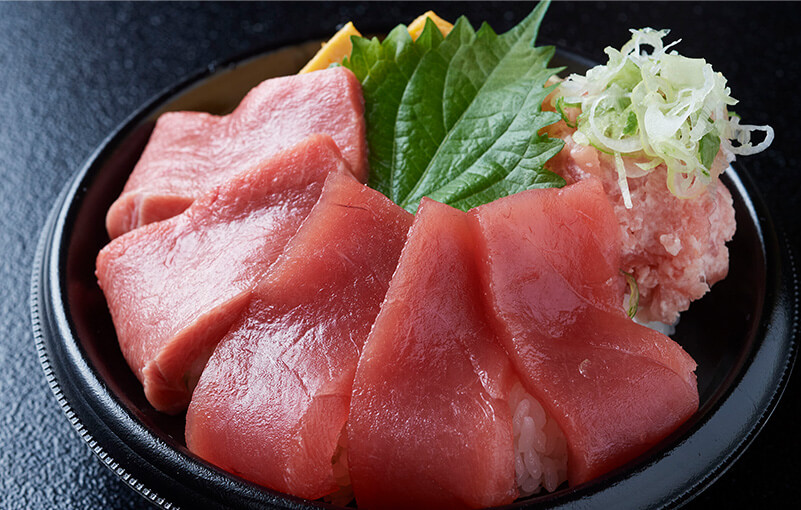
472, 179, 699, 486
185, 172, 413, 500
106, 66, 367, 238
348, 199, 517, 510
96, 134, 351, 414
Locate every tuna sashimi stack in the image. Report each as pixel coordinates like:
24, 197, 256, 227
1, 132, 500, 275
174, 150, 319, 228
96, 66, 702, 509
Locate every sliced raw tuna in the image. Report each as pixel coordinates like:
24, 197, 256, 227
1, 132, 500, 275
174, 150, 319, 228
471, 179, 699, 485
185, 172, 413, 499
96, 134, 350, 414
106, 66, 367, 238
348, 199, 517, 510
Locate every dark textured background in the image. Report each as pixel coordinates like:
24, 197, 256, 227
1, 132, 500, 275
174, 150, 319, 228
1, 2, 798, 509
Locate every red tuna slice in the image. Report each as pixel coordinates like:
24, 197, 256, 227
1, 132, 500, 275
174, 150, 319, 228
555, 177, 626, 277
471, 179, 698, 486
106, 66, 367, 238
348, 198, 517, 510
474, 179, 693, 379
96, 134, 350, 414
185, 171, 413, 500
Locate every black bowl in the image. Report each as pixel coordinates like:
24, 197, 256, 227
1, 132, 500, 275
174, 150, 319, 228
30, 43, 798, 510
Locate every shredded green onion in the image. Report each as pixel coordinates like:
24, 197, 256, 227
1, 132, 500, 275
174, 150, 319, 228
555, 28, 774, 206
555, 97, 578, 128
621, 270, 640, 319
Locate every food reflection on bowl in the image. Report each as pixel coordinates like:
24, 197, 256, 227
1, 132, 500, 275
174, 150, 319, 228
31, 39, 796, 510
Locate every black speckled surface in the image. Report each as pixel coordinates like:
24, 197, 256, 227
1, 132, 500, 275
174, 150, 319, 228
2, 2, 799, 509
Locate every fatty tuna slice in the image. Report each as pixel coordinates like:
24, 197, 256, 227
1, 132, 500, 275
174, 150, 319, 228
106, 66, 367, 238
96, 134, 350, 414
348, 199, 517, 510
472, 179, 699, 486
185, 171, 413, 499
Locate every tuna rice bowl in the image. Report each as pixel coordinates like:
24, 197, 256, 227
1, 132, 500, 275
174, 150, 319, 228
74, 2, 779, 508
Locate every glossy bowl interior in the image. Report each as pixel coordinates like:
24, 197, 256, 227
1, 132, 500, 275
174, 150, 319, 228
31, 43, 797, 510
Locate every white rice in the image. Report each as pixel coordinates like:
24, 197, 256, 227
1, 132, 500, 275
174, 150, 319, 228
510, 382, 569, 497
634, 316, 678, 336
324, 383, 570, 506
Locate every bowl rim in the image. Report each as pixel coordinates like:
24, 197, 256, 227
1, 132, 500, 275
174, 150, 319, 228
30, 41, 799, 510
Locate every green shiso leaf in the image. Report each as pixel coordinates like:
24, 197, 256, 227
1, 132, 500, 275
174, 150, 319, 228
343, 1, 564, 213
342, 25, 435, 195
390, 17, 475, 205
